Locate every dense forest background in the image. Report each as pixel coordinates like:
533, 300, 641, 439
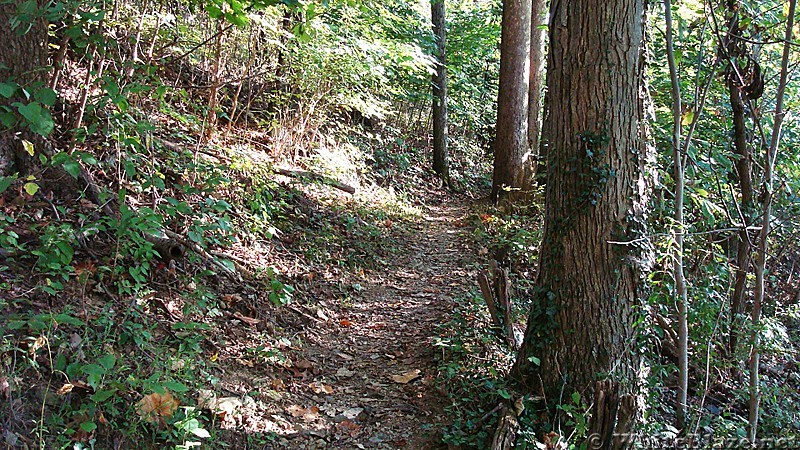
1, 0, 799, 448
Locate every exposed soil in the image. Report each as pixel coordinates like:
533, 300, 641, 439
209, 198, 477, 449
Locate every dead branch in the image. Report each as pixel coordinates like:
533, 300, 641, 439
275, 168, 356, 194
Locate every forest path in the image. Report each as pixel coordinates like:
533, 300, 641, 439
222, 198, 479, 449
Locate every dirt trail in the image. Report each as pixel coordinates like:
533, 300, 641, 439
221, 201, 477, 449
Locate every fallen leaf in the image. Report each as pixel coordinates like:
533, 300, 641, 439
0, 377, 8, 399
232, 311, 260, 326
286, 404, 305, 418
56, 383, 74, 395
309, 382, 334, 395
137, 390, 179, 424
336, 419, 361, 437
295, 360, 313, 370
286, 405, 319, 422
339, 319, 353, 327
390, 369, 421, 384
221, 294, 242, 306
29, 335, 47, 355
335, 367, 355, 378
342, 407, 364, 420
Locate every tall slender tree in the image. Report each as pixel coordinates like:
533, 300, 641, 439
527, 0, 546, 178
431, 0, 450, 185
663, 0, 689, 430
511, 0, 651, 444
749, 0, 795, 441
491, 0, 531, 203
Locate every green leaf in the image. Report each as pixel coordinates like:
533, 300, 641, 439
0, 82, 17, 99
162, 381, 188, 392
79, 421, 97, 433
219, 259, 236, 272
0, 175, 16, 194
35, 88, 57, 107
16, 102, 54, 136
527, 355, 541, 366
82, 363, 105, 377
62, 160, 81, 179
98, 353, 116, 370
23, 182, 39, 196
53, 313, 84, 327
571, 391, 581, 406
91, 388, 117, 403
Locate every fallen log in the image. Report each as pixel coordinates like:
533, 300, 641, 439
142, 233, 185, 262
275, 168, 356, 194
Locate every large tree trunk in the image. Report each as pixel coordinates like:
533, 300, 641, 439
0, 0, 49, 176
491, 0, 531, 203
526, 0, 546, 181
510, 0, 650, 443
431, 0, 450, 185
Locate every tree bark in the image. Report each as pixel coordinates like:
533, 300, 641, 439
526, 0, 546, 182
431, 0, 450, 185
510, 0, 651, 442
0, 0, 49, 176
663, 0, 689, 430
749, 0, 795, 442
723, 5, 755, 356
491, 0, 531, 203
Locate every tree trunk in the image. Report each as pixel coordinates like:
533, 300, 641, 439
491, 0, 531, 203
431, 0, 450, 185
749, 0, 795, 442
510, 0, 650, 442
723, 5, 755, 355
663, 0, 689, 430
526, 0, 546, 181
204, 18, 226, 140
0, 0, 49, 176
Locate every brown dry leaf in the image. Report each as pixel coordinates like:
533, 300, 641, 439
29, 335, 47, 355
295, 360, 314, 370
0, 377, 9, 399
339, 319, 353, 327
56, 383, 74, 395
286, 404, 305, 418
336, 419, 361, 437
221, 294, 242, 306
73, 261, 97, 276
390, 369, 421, 384
309, 382, 334, 395
137, 390, 179, 424
303, 406, 320, 422
232, 311, 260, 326
286, 405, 320, 422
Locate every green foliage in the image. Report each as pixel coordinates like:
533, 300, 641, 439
433, 292, 516, 448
